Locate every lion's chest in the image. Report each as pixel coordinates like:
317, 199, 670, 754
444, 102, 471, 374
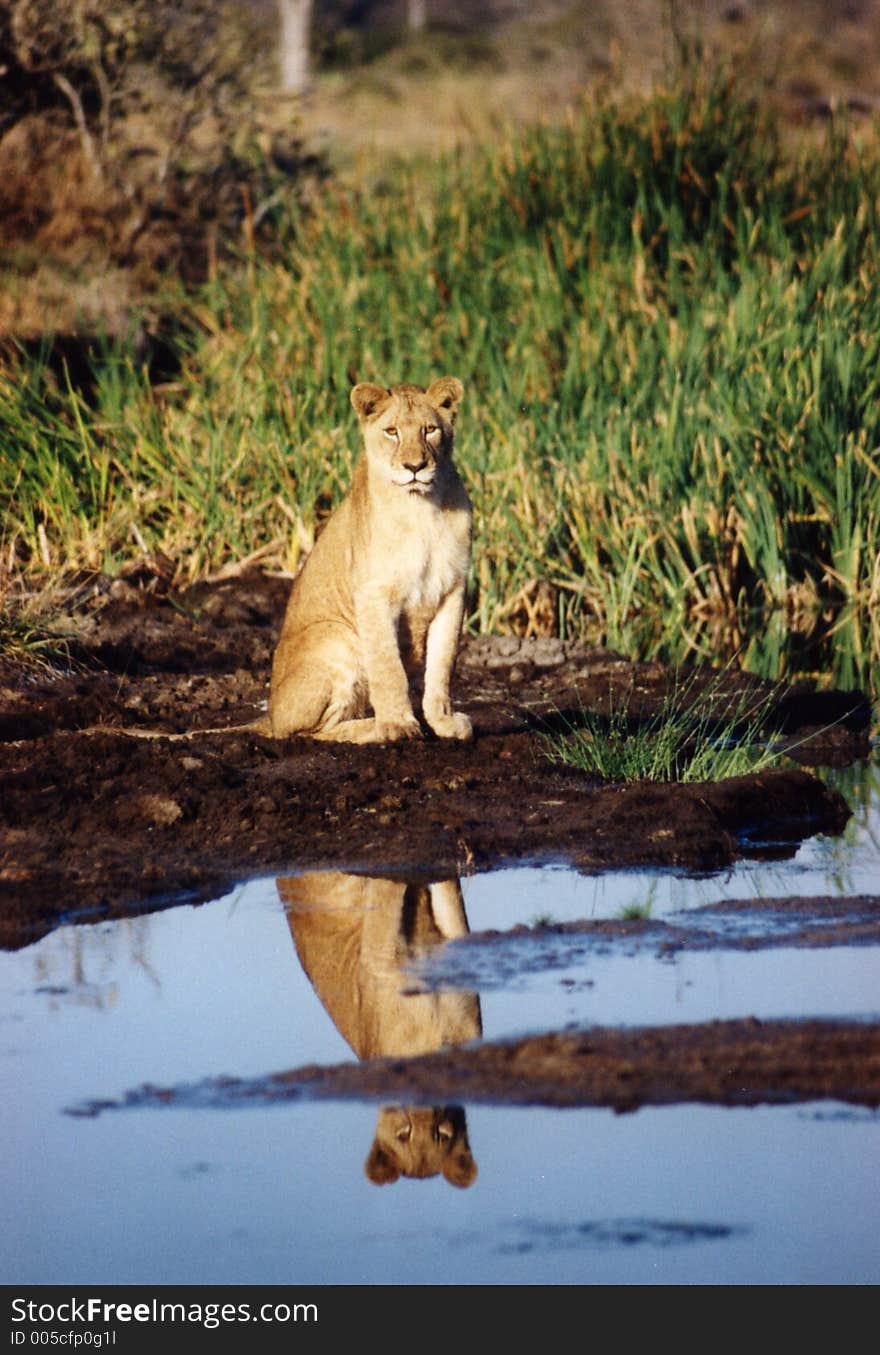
388, 518, 468, 619
359, 499, 468, 613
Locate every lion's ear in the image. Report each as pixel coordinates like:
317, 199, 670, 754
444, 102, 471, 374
351, 383, 390, 421
443, 1149, 478, 1189
427, 376, 464, 420
364, 1142, 401, 1185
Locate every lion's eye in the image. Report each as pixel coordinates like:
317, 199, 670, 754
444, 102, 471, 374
383, 426, 398, 439
425, 424, 438, 435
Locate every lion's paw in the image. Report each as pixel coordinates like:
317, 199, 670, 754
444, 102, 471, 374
376, 716, 424, 742
428, 711, 473, 741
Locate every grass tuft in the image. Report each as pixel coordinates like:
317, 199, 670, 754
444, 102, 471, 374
0, 599, 78, 675
539, 665, 790, 783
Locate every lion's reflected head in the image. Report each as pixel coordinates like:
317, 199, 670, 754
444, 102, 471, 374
364, 1104, 477, 1189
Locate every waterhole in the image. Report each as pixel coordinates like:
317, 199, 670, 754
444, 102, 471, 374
3, 757, 878, 1285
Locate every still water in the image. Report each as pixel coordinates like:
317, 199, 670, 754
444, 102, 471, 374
2, 758, 878, 1285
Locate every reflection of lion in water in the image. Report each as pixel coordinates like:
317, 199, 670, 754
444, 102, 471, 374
278, 871, 480, 1188
366, 1105, 475, 1189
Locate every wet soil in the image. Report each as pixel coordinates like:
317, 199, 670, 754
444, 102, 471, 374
2, 570, 877, 1109
71, 1015, 880, 1118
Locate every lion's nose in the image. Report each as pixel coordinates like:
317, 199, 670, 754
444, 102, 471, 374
402, 458, 427, 474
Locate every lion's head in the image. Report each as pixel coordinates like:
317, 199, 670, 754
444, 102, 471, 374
364, 1104, 477, 1189
351, 377, 464, 497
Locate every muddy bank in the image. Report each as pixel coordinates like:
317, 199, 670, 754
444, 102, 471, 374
67, 1016, 880, 1117
424, 894, 880, 979
0, 573, 869, 951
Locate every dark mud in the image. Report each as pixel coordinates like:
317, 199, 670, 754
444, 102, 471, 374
2, 570, 877, 1110
69, 1016, 880, 1118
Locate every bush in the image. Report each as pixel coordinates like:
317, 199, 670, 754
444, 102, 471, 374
0, 0, 319, 330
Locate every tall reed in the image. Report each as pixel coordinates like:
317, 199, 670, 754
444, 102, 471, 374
3, 58, 879, 687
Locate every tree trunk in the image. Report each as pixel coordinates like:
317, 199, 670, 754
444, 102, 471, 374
278, 0, 313, 94
406, 0, 427, 33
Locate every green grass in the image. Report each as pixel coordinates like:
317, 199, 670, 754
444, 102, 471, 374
0, 593, 78, 674
539, 664, 791, 783
618, 901, 652, 921
2, 55, 880, 686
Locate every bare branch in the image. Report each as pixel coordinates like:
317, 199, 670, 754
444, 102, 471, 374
52, 70, 103, 182
90, 59, 112, 156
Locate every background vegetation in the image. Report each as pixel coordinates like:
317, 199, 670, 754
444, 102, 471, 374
0, 0, 318, 333
2, 2, 879, 696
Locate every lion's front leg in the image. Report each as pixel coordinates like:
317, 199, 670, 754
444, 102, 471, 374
421, 587, 473, 741
357, 588, 424, 741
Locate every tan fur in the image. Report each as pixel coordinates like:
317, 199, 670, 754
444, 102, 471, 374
267, 376, 473, 743
364, 1105, 476, 1189
278, 870, 480, 1187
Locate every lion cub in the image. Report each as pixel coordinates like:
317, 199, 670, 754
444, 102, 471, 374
267, 377, 473, 743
